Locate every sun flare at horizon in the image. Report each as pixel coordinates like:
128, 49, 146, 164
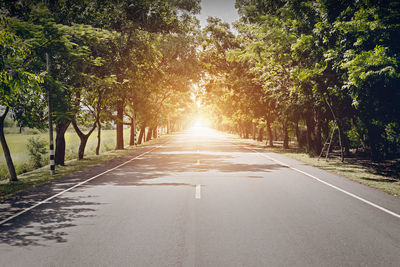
190, 115, 214, 136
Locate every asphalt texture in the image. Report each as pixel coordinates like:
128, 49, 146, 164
0, 128, 399, 267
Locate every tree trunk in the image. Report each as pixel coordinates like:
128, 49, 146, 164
305, 114, 315, 153
153, 126, 157, 139
283, 120, 289, 149
257, 127, 264, 142
315, 110, 322, 154
167, 115, 170, 134
72, 120, 96, 160
96, 120, 101, 155
115, 100, 124, 150
146, 127, 153, 141
266, 119, 273, 147
0, 107, 17, 182
322, 120, 329, 143
95, 88, 103, 155
78, 135, 89, 160
368, 130, 380, 161
138, 123, 146, 145
244, 127, 249, 139
130, 117, 135, 146
295, 120, 300, 145
343, 132, 350, 156
55, 120, 71, 165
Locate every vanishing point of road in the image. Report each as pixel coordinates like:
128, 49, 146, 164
0, 128, 399, 266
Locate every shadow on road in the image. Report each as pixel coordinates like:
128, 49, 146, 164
89, 151, 285, 186
0, 137, 286, 247
0, 195, 101, 246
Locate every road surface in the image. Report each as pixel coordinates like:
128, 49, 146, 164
0, 128, 399, 266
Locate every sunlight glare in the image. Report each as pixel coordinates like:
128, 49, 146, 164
194, 118, 203, 127
191, 116, 213, 136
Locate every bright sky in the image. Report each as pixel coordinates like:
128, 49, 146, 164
197, 0, 240, 28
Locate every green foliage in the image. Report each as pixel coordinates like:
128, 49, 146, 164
0, 0, 202, 179
26, 136, 48, 168
197, 0, 400, 160
342, 46, 398, 94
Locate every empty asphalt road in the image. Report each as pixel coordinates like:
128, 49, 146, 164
1, 128, 399, 266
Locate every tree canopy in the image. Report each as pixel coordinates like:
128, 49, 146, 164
0, 0, 201, 181
199, 0, 400, 161
1, 0, 400, 182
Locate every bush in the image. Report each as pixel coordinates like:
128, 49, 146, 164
26, 137, 48, 168
16, 162, 31, 174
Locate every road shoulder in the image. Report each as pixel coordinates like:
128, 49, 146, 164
0, 137, 169, 224
230, 137, 400, 218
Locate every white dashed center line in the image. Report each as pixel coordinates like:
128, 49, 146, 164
195, 184, 201, 199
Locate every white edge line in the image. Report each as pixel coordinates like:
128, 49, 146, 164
234, 143, 400, 219
0, 144, 163, 226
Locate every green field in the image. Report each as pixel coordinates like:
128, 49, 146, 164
0, 129, 131, 180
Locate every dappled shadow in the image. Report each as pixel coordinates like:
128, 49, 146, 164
0, 194, 102, 246
167, 141, 259, 154
88, 150, 285, 187
133, 182, 195, 187
360, 177, 398, 183
0, 137, 287, 247
357, 160, 400, 182
0, 146, 168, 247
239, 138, 400, 184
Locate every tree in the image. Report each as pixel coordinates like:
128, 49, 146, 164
0, 16, 44, 181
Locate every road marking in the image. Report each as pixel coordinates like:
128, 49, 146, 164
195, 184, 201, 199
234, 143, 400, 219
0, 144, 164, 226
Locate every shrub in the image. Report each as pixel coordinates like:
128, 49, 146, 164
26, 137, 48, 168
16, 162, 31, 174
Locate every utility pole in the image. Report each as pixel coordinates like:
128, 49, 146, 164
43, 0, 54, 174
47, 53, 55, 175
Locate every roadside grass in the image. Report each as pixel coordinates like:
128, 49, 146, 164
231, 136, 400, 198
0, 134, 168, 200
0, 129, 131, 180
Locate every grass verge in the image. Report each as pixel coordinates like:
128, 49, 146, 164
0, 129, 132, 179
0, 136, 168, 200
231, 136, 400, 198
